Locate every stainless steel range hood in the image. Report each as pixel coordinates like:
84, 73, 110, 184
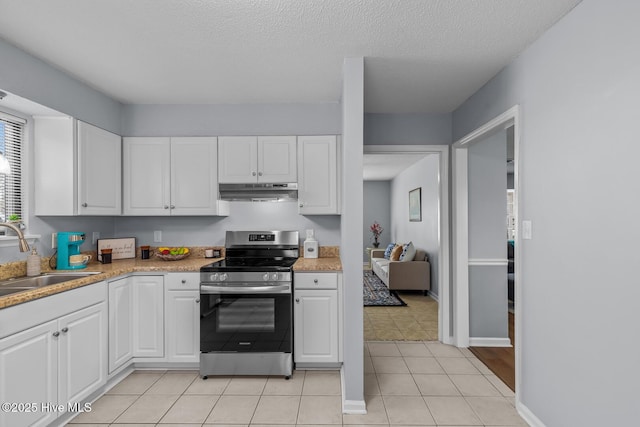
219, 183, 298, 202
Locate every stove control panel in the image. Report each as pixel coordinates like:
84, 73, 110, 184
202, 271, 291, 284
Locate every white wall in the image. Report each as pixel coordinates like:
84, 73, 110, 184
363, 181, 391, 260
453, 1, 640, 425
390, 154, 440, 297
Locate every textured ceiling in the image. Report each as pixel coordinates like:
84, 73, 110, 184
0, 0, 581, 113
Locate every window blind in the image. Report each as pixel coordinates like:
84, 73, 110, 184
0, 112, 25, 223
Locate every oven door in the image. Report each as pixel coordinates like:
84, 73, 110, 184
200, 285, 292, 353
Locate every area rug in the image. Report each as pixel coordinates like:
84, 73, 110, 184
363, 270, 407, 306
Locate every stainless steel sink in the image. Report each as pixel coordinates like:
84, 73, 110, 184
0, 272, 102, 297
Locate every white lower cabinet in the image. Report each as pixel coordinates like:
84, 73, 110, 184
108, 277, 133, 373
132, 276, 165, 358
165, 273, 200, 363
294, 272, 341, 366
0, 300, 107, 427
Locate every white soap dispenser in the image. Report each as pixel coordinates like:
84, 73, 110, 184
303, 229, 318, 259
27, 247, 41, 277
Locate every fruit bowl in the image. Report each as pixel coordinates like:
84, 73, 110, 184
155, 247, 190, 261
155, 252, 190, 261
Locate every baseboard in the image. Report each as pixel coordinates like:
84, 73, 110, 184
340, 367, 367, 414
469, 337, 512, 347
342, 399, 367, 414
516, 400, 547, 427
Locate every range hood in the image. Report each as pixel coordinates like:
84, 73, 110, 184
219, 183, 298, 202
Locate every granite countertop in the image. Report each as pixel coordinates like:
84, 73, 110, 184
293, 256, 342, 272
0, 256, 220, 310
1, 248, 343, 309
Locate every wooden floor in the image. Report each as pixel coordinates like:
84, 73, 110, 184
469, 311, 515, 391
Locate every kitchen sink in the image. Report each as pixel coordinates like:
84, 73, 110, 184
0, 272, 102, 297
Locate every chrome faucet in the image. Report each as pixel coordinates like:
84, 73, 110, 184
0, 222, 30, 252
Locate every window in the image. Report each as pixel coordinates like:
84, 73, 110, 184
0, 112, 25, 223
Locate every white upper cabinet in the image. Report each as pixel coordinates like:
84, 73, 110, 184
297, 135, 340, 215
218, 136, 297, 183
77, 121, 122, 215
34, 117, 122, 216
123, 137, 228, 216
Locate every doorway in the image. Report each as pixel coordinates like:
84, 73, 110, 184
363, 145, 450, 343
451, 105, 521, 395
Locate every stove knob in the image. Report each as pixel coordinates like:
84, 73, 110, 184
220, 273, 228, 281
209, 273, 219, 281
263, 273, 270, 281
271, 272, 279, 281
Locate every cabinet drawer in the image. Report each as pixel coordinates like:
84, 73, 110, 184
295, 272, 337, 290
166, 273, 200, 291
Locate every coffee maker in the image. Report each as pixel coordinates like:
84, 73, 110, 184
57, 232, 86, 270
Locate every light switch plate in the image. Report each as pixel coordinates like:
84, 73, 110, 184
522, 220, 532, 239
154, 230, 162, 242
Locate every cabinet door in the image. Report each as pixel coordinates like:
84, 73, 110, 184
258, 136, 297, 182
0, 320, 58, 427
165, 291, 200, 363
132, 276, 164, 358
297, 136, 339, 214
77, 121, 122, 215
294, 289, 338, 364
218, 136, 258, 183
34, 116, 76, 216
171, 137, 220, 215
108, 277, 133, 373
58, 303, 107, 407
123, 137, 171, 215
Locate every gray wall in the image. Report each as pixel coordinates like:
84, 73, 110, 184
364, 113, 452, 145
390, 154, 440, 297
453, 0, 640, 424
121, 103, 342, 137
341, 57, 364, 405
363, 181, 391, 261
467, 130, 508, 339
0, 39, 121, 134
114, 202, 341, 247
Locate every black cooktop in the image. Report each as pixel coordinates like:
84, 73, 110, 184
200, 257, 297, 272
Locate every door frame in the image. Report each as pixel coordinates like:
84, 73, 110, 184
363, 145, 450, 343
451, 104, 521, 395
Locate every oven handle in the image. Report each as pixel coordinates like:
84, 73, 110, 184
200, 284, 291, 294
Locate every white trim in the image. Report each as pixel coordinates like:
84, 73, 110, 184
342, 399, 367, 414
468, 258, 509, 266
452, 146, 469, 346
0, 111, 27, 124
516, 401, 547, 427
469, 337, 512, 347
364, 144, 450, 344
451, 105, 522, 406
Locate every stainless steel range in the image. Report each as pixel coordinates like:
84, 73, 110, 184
199, 230, 299, 379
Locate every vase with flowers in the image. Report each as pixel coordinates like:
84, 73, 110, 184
370, 221, 384, 248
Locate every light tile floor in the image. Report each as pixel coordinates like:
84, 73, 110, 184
68, 341, 525, 426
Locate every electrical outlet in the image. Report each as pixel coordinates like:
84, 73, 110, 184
154, 230, 162, 242
51, 233, 57, 249
92, 232, 100, 244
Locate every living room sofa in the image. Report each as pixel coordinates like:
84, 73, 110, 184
370, 247, 430, 294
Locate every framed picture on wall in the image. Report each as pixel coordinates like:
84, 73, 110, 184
409, 187, 422, 222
